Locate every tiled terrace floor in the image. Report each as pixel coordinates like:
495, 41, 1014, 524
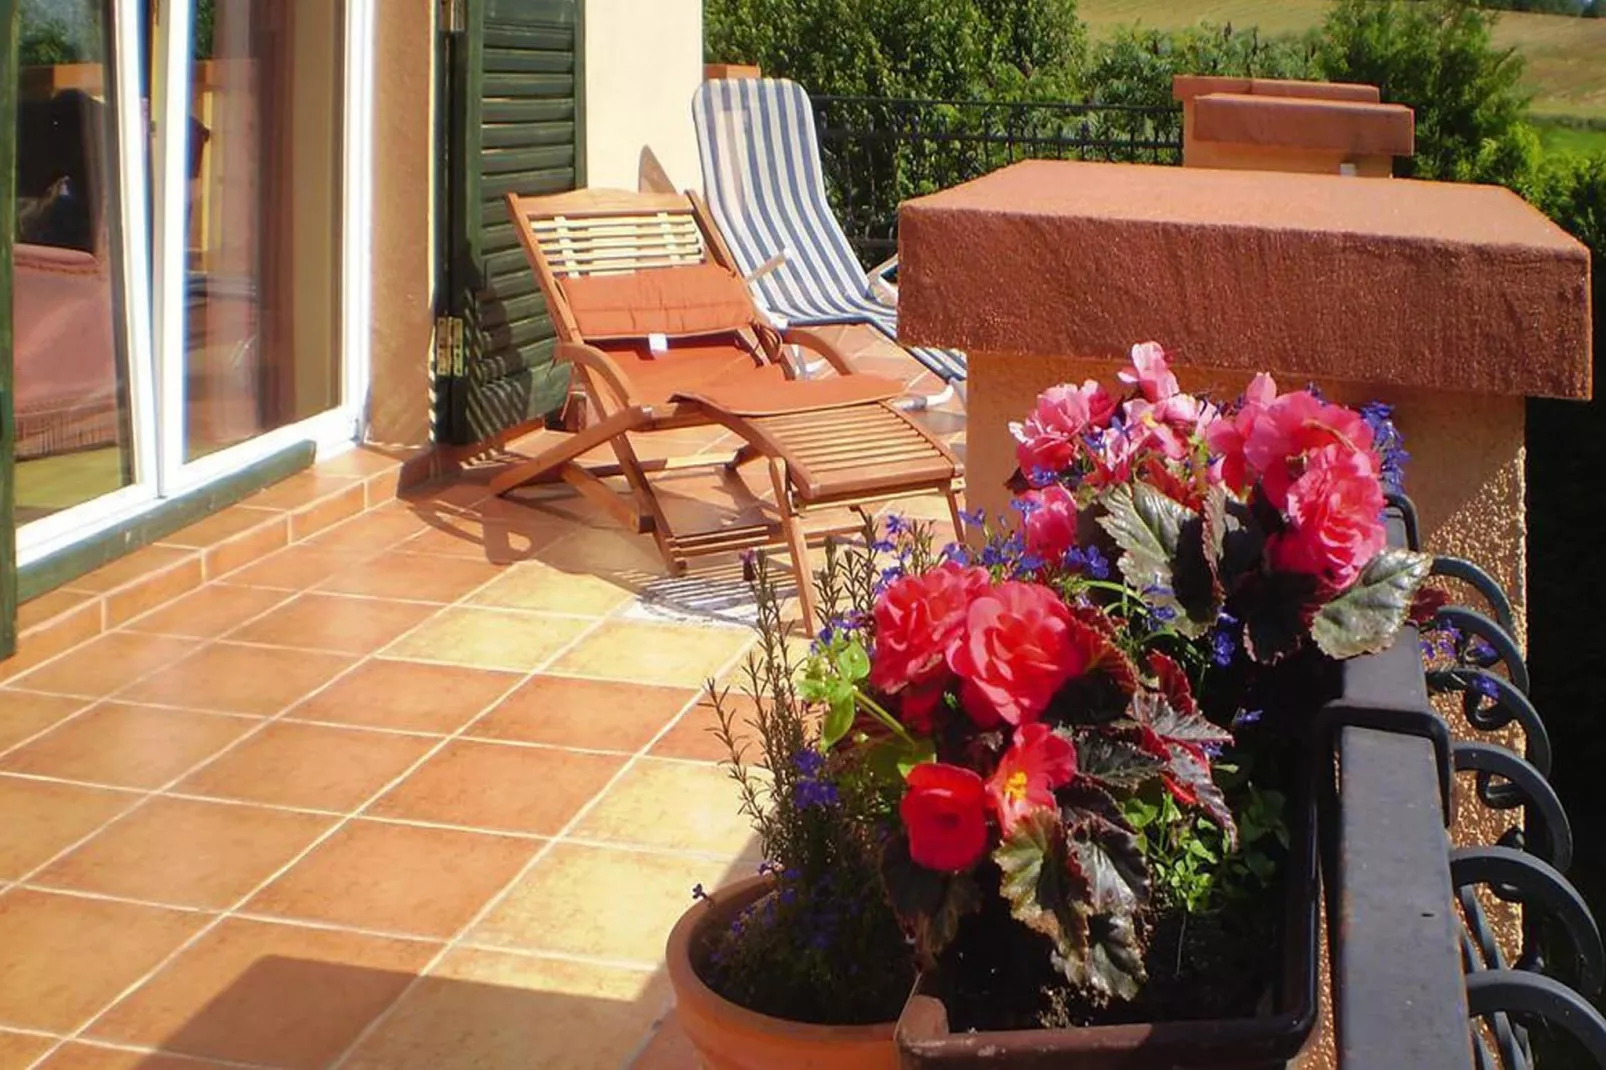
0, 331, 962, 1070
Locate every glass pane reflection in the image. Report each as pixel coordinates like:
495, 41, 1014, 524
13, 0, 136, 523
183, 0, 343, 460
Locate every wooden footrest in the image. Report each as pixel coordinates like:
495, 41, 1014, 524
751, 403, 959, 501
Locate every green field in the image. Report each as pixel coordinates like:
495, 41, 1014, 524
1079, 0, 1606, 122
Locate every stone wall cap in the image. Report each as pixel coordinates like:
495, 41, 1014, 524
1173, 75, 1381, 104
898, 160, 1592, 399
1192, 93, 1415, 157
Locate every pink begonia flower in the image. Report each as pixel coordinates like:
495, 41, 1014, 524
1118, 342, 1180, 403
1020, 484, 1079, 563
1266, 444, 1387, 590
1009, 380, 1116, 477
1206, 373, 1279, 493
1242, 390, 1376, 509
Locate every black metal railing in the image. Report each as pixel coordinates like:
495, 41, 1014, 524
811, 95, 1183, 265
1324, 495, 1606, 1068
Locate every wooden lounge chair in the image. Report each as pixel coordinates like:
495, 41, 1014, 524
491, 188, 964, 630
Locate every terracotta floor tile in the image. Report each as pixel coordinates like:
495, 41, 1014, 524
245, 821, 537, 938
31, 1043, 229, 1069
0, 888, 205, 1032
286, 483, 367, 542
0, 1031, 56, 1070
218, 545, 375, 592
18, 588, 94, 631
304, 509, 430, 553
535, 530, 667, 577
367, 740, 622, 835
467, 844, 741, 962
629, 1011, 700, 1070
0, 691, 89, 752
547, 620, 752, 688
157, 505, 283, 550
399, 511, 568, 565
0, 602, 103, 686
88, 918, 434, 1069
286, 659, 520, 735
36, 796, 333, 910
0, 777, 140, 879
200, 519, 294, 582
0, 705, 255, 790
467, 562, 633, 616
174, 722, 433, 812
341, 949, 667, 1070
244, 472, 364, 512
469, 675, 694, 752
381, 607, 592, 673
317, 552, 504, 604
649, 696, 750, 763
123, 585, 290, 640
11, 634, 197, 700
118, 644, 357, 717
103, 560, 205, 629
573, 759, 756, 857
64, 547, 196, 595
226, 594, 436, 656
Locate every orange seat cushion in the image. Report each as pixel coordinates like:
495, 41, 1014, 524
591, 337, 786, 407
559, 264, 756, 341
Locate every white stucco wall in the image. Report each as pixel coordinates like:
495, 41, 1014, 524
582, 0, 704, 192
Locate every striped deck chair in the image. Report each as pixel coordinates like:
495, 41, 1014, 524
693, 77, 966, 406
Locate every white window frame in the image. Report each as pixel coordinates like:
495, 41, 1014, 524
18, 0, 375, 567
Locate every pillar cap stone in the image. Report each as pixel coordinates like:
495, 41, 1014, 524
1192, 93, 1414, 158
1172, 75, 1381, 104
898, 160, 1592, 399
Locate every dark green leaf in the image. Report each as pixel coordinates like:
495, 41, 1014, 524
1312, 549, 1434, 659
1241, 570, 1322, 664
1216, 497, 1267, 592
1072, 727, 1164, 790
1126, 692, 1232, 752
1097, 483, 1216, 638
881, 835, 981, 968
1057, 908, 1148, 1003
1163, 743, 1238, 850
1067, 811, 1150, 914
995, 809, 1089, 965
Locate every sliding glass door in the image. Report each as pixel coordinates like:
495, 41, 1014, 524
11, 0, 366, 566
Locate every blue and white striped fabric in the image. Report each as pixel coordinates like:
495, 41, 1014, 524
693, 77, 967, 384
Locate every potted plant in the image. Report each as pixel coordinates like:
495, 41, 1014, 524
794, 344, 1428, 1068
665, 551, 915, 1070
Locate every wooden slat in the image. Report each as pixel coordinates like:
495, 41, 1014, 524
483, 122, 575, 150
484, 73, 574, 98
484, 99, 574, 125
484, 145, 575, 176
485, 49, 572, 75
1, 5, 18, 658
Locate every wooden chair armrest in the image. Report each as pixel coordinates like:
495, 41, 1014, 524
556, 341, 636, 411
781, 327, 856, 377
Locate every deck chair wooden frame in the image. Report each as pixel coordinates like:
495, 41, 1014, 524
491, 187, 964, 630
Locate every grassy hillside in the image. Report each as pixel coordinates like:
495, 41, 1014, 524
1079, 0, 1606, 121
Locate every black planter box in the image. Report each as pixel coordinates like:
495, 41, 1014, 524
894, 785, 1320, 1070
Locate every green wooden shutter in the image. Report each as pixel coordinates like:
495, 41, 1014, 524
2, 0, 20, 660
442, 0, 582, 446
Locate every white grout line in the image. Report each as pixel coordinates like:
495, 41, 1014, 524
18, 550, 614, 1069
323, 633, 760, 1070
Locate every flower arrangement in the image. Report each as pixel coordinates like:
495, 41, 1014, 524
795, 343, 1431, 1024
688, 342, 1430, 1037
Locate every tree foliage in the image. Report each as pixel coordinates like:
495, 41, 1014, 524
1315, 0, 1533, 183
704, 0, 1086, 101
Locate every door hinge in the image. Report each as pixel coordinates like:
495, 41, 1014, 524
434, 316, 466, 379
439, 0, 466, 34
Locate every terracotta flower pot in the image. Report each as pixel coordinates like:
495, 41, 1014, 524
665, 875, 902, 1070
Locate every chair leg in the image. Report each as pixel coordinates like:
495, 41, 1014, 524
945, 486, 966, 546
767, 458, 819, 636
489, 407, 649, 497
